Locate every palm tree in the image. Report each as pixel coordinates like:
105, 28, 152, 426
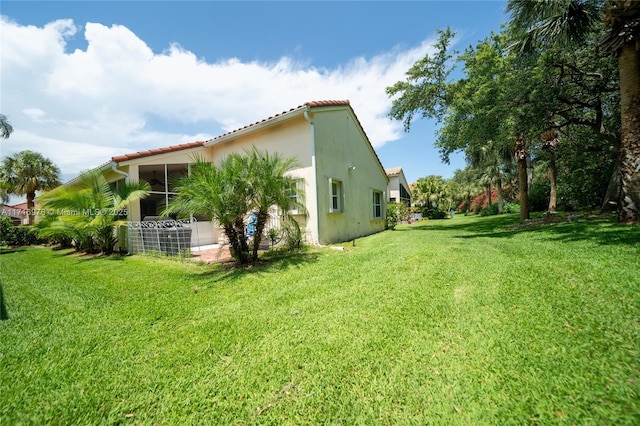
467, 139, 513, 214
0, 114, 13, 140
413, 175, 448, 209
245, 147, 304, 262
507, 0, 640, 223
164, 155, 253, 265
514, 137, 530, 220
0, 180, 11, 204
540, 130, 560, 213
0, 150, 61, 224
38, 170, 150, 254
451, 167, 482, 213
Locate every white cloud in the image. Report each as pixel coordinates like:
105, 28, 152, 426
0, 17, 438, 178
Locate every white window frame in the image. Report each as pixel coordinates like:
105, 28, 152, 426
286, 179, 304, 215
329, 178, 343, 213
372, 190, 383, 219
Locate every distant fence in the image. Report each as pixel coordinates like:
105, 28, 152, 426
127, 219, 196, 258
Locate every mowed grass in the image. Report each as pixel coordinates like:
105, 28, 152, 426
1, 214, 639, 424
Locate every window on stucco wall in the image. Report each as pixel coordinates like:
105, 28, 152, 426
329, 178, 343, 213
372, 190, 383, 219
284, 179, 304, 215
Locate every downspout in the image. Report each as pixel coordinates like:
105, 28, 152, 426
111, 162, 132, 253
111, 162, 129, 184
303, 109, 320, 245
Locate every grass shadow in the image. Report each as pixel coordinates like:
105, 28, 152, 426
0, 282, 8, 320
519, 219, 640, 246
402, 214, 522, 234
0, 247, 26, 255
75, 254, 126, 263
187, 249, 322, 284
409, 212, 639, 247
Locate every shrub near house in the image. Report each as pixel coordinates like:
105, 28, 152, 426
0, 215, 40, 246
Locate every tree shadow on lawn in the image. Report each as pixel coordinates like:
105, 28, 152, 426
403, 214, 640, 247
187, 250, 322, 284
0, 282, 9, 320
402, 214, 520, 234
0, 247, 27, 255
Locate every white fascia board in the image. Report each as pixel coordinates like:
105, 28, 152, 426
203, 106, 307, 148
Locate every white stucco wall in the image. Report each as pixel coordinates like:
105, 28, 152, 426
312, 107, 388, 244
110, 105, 388, 248
206, 115, 319, 244
388, 170, 411, 205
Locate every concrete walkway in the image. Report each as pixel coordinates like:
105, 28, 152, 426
190, 244, 233, 264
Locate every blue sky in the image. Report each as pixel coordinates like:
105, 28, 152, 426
1, 1, 508, 192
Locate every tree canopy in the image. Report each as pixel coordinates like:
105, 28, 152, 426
387, 1, 639, 223
0, 150, 61, 224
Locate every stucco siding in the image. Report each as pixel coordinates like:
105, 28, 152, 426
207, 115, 318, 243
104, 103, 387, 249
313, 108, 387, 244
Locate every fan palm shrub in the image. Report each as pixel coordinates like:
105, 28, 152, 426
165, 150, 304, 265
37, 170, 149, 254
245, 147, 304, 261
164, 154, 253, 264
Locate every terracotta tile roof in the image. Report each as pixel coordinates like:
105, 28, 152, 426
201, 99, 385, 178
206, 100, 350, 143
2, 202, 28, 213
108, 100, 387, 180
112, 141, 205, 163
111, 101, 351, 163
385, 167, 403, 176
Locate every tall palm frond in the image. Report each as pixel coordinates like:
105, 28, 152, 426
245, 147, 304, 261
164, 155, 252, 264
0, 114, 13, 139
507, 0, 600, 53
38, 170, 149, 253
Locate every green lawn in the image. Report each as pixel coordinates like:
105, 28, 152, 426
1, 214, 639, 424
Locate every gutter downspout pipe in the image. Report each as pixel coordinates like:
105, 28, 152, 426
111, 162, 129, 184
111, 162, 132, 253
303, 109, 320, 245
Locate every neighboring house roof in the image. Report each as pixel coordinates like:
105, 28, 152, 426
1, 202, 28, 214
385, 167, 403, 176
1, 203, 29, 224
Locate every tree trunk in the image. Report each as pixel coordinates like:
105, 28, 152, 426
485, 183, 492, 207
526, 152, 534, 194
617, 42, 640, 224
27, 191, 35, 225
515, 137, 530, 220
496, 175, 504, 214
224, 222, 250, 265
548, 150, 557, 213
600, 162, 620, 212
251, 210, 269, 262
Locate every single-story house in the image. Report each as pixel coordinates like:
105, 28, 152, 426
1, 202, 29, 225
386, 167, 412, 207
85, 100, 390, 247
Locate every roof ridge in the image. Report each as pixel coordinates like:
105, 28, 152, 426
206, 100, 350, 143
111, 100, 351, 163
112, 141, 205, 163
